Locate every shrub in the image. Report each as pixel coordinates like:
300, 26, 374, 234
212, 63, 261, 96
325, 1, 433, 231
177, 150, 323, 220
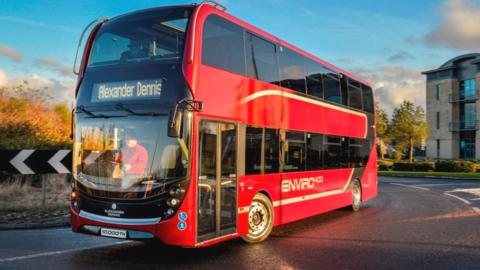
0, 83, 72, 149
414, 161, 434, 172
393, 162, 416, 171
378, 160, 394, 171
435, 160, 476, 173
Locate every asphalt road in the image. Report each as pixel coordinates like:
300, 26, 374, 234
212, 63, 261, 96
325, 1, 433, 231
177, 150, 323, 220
1, 176, 480, 270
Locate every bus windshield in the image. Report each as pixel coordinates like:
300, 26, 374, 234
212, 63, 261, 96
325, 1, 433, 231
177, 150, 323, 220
88, 7, 192, 67
74, 115, 189, 199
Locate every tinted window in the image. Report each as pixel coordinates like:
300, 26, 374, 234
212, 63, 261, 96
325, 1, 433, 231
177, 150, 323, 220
264, 128, 280, 173
283, 131, 305, 172
245, 127, 262, 174
349, 138, 363, 167
202, 15, 246, 74
246, 33, 280, 84
305, 59, 327, 99
348, 83, 363, 110
306, 133, 323, 170
89, 7, 191, 67
279, 47, 306, 93
362, 85, 374, 113
323, 136, 347, 168
323, 73, 341, 104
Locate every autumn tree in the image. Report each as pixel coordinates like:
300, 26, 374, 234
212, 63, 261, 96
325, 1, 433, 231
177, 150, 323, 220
390, 100, 429, 162
375, 103, 389, 159
0, 81, 72, 149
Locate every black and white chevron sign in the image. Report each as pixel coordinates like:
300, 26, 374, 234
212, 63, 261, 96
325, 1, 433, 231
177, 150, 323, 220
0, 150, 72, 174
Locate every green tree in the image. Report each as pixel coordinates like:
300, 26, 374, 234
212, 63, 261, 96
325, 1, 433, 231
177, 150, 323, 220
390, 100, 429, 162
375, 103, 389, 159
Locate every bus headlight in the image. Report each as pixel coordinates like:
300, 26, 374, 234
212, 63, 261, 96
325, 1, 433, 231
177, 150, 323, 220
167, 198, 179, 207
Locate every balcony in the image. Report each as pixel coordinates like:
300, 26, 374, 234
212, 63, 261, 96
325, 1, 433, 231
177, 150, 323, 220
449, 121, 479, 131
448, 90, 479, 103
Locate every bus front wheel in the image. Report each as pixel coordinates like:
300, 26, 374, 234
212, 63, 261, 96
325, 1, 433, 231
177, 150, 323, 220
242, 193, 274, 243
350, 179, 362, 212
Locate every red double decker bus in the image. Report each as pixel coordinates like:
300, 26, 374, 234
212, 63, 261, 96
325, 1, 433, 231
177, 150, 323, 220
71, 1, 377, 247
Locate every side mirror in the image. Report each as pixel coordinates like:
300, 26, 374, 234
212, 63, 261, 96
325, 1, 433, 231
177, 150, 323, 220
168, 109, 183, 138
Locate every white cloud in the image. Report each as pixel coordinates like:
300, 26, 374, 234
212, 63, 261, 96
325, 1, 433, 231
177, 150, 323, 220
350, 65, 425, 117
425, 0, 480, 51
0, 44, 22, 63
1, 70, 74, 105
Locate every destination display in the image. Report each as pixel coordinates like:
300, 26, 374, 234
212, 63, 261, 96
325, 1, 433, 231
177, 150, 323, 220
91, 79, 163, 102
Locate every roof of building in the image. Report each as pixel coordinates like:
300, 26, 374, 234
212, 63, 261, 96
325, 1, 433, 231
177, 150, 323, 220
422, 53, 480, 74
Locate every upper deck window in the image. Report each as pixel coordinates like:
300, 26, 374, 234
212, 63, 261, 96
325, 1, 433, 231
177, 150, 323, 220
347, 80, 363, 110
323, 73, 341, 104
246, 33, 280, 84
362, 85, 374, 113
88, 7, 191, 67
279, 47, 306, 93
202, 15, 246, 74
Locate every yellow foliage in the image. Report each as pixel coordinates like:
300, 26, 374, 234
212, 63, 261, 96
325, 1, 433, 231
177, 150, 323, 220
0, 83, 72, 149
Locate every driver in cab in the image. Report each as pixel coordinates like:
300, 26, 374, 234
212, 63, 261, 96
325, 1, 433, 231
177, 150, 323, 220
120, 134, 148, 180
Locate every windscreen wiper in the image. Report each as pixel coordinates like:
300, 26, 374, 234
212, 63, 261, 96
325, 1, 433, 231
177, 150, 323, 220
76, 105, 124, 118
115, 103, 166, 116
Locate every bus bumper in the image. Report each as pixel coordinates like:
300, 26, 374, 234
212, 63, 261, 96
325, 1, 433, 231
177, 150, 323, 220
70, 205, 196, 247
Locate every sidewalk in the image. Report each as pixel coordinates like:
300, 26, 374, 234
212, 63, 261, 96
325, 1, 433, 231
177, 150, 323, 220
0, 208, 69, 230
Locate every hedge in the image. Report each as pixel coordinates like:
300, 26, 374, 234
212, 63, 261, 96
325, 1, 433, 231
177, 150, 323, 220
435, 160, 476, 173
378, 160, 394, 171
392, 162, 416, 171
389, 161, 434, 172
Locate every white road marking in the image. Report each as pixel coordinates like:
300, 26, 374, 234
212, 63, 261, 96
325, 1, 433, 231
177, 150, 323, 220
0, 241, 130, 263
390, 183, 430, 191
450, 188, 480, 197
443, 192, 471, 205
415, 183, 480, 187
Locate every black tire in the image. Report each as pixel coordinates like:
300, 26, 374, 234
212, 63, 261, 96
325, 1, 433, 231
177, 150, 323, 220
350, 179, 362, 212
242, 193, 274, 243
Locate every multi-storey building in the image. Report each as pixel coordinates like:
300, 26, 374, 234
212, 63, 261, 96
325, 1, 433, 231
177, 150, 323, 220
423, 53, 480, 160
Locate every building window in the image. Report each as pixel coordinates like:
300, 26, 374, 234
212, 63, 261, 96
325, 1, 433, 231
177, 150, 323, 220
436, 84, 441, 100
436, 139, 440, 158
436, 111, 440, 129
460, 79, 476, 99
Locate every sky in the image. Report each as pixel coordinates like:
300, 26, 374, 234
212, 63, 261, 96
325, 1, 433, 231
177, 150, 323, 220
0, 0, 479, 115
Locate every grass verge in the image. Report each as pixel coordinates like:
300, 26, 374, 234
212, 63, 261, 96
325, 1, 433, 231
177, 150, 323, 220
379, 170, 480, 179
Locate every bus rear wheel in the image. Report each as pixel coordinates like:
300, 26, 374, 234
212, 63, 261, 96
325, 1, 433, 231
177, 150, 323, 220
350, 179, 362, 212
242, 193, 273, 243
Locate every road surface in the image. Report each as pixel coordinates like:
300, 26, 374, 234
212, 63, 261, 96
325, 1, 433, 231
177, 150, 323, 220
1, 176, 479, 269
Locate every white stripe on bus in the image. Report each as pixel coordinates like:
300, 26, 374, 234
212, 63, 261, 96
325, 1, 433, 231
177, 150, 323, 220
237, 169, 355, 212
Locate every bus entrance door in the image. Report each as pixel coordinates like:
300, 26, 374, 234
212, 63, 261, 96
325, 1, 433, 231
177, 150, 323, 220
197, 121, 237, 242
